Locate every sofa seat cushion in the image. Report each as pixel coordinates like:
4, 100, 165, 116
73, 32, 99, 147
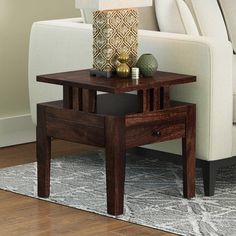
155, 0, 199, 35
218, 0, 236, 52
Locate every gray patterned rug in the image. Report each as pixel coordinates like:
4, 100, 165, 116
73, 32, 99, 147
0, 150, 236, 236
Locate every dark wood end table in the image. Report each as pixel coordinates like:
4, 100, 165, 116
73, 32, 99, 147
36, 69, 196, 216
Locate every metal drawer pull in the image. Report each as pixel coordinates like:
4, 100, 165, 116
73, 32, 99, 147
152, 130, 161, 137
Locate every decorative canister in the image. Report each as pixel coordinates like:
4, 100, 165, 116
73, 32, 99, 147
92, 9, 138, 78
136, 53, 158, 77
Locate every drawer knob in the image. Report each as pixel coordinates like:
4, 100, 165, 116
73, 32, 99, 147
152, 130, 161, 137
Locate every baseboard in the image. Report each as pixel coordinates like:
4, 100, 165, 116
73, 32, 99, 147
0, 114, 36, 147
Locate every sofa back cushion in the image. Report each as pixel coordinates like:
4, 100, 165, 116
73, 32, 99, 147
138, 6, 159, 30
185, 0, 228, 40
218, 0, 236, 52
81, 1, 159, 31
155, 0, 199, 35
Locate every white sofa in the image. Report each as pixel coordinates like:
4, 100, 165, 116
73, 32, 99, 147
28, 0, 236, 196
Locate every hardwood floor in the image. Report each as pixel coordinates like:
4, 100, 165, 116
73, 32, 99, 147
0, 140, 176, 236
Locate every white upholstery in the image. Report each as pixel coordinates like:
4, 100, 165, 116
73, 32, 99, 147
157, 0, 236, 124
232, 55, 236, 123
154, 0, 236, 160
28, 19, 92, 125
232, 125, 236, 155
138, 6, 159, 30
218, 0, 236, 52
75, 0, 152, 10
155, 0, 199, 35
28, 19, 233, 161
185, 0, 228, 40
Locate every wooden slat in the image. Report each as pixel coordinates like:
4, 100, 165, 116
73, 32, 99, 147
138, 89, 150, 112
162, 86, 170, 108
63, 86, 73, 109
152, 87, 161, 111
72, 87, 83, 110
83, 89, 97, 113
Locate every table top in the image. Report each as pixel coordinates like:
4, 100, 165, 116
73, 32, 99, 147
37, 69, 196, 93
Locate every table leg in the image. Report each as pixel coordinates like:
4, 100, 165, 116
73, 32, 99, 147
105, 116, 125, 215
37, 104, 51, 198
182, 104, 196, 198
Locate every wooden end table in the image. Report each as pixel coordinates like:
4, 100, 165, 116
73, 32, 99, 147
36, 69, 196, 216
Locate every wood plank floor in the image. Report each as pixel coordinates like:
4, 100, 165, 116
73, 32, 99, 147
0, 140, 176, 236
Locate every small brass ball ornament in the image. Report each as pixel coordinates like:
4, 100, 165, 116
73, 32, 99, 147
116, 52, 130, 78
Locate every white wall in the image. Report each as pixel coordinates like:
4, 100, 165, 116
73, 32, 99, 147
0, 0, 79, 147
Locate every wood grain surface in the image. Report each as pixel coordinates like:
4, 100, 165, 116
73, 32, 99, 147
37, 69, 196, 94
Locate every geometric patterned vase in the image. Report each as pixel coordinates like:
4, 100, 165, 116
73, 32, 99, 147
93, 9, 138, 74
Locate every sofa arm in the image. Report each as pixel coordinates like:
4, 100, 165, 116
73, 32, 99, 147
28, 19, 92, 125
139, 30, 233, 161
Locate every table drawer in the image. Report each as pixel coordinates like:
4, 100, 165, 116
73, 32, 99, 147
126, 121, 185, 148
